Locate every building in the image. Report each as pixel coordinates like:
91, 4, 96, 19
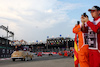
46, 37, 74, 52
0, 37, 14, 58
31, 42, 46, 52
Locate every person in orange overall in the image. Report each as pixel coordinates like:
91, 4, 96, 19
64, 50, 68, 57
73, 21, 89, 67
58, 51, 62, 56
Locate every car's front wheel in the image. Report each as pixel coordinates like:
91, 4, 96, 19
21, 58, 23, 61
24, 57, 28, 61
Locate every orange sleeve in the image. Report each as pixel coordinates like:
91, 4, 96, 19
73, 25, 81, 34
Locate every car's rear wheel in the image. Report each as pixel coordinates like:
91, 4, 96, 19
12, 58, 15, 61
31, 57, 33, 60
31, 56, 33, 60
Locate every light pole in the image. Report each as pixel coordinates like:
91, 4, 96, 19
5, 26, 8, 50
36, 40, 38, 52
66, 39, 69, 51
47, 36, 49, 52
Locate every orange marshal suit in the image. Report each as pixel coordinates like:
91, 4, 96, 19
73, 24, 89, 67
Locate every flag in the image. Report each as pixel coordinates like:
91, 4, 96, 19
74, 34, 79, 67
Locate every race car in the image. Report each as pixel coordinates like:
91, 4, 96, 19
11, 50, 34, 61
58, 50, 68, 57
48, 52, 53, 56
37, 52, 42, 57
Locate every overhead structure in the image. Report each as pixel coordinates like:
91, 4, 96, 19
0, 25, 14, 40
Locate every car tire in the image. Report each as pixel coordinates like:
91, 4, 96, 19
21, 58, 23, 61
12, 58, 15, 61
31, 58, 33, 60
31, 57, 33, 60
24, 57, 28, 61
32, 56, 34, 60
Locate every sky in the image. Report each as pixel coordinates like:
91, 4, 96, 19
0, 0, 100, 43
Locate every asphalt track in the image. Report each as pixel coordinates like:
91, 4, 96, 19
0, 54, 74, 67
